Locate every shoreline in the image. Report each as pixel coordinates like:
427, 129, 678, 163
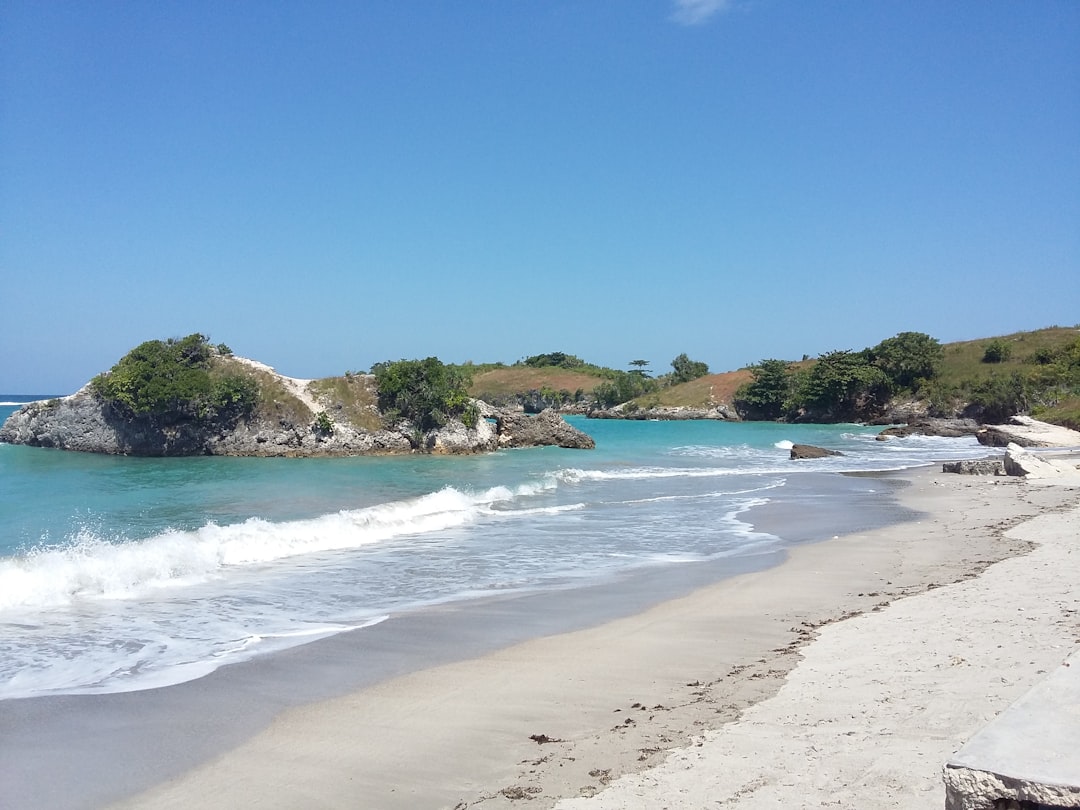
1, 469, 898, 809
4, 463, 1077, 809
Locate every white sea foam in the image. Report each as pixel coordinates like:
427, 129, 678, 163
558, 466, 748, 482
0, 616, 389, 699
0, 483, 548, 613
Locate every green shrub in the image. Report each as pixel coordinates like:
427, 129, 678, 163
520, 352, 586, 370
968, 372, 1028, 422
593, 370, 657, 407
734, 359, 793, 420
372, 357, 474, 435
868, 332, 943, 392
792, 350, 890, 419
313, 411, 334, 436
91, 333, 256, 422
982, 340, 1012, 363
670, 353, 710, 385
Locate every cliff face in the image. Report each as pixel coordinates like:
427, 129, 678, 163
0, 363, 593, 457
0, 386, 426, 456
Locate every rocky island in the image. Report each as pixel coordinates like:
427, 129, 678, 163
0, 335, 594, 457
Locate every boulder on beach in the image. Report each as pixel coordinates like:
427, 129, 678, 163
942, 460, 1005, 475
1003, 443, 1080, 480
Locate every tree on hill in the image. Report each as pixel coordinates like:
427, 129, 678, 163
734, 359, 793, 420
670, 353, 709, 385
629, 359, 651, 377
867, 331, 944, 392
792, 350, 890, 420
371, 357, 477, 438
593, 370, 657, 408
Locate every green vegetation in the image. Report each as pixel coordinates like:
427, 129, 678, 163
927, 327, 1080, 425
372, 357, 478, 438
866, 331, 944, 391
521, 352, 588, 370
734, 359, 793, 420
733, 327, 1080, 425
91, 333, 257, 422
593, 370, 658, 407
313, 411, 334, 436
736, 332, 943, 421
982, 339, 1012, 363
669, 353, 710, 385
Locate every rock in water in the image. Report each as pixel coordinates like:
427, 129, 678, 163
495, 409, 595, 449
789, 444, 843, 460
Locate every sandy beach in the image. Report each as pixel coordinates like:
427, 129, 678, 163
52, 460, 1071, 810
1, 460, 1075, 810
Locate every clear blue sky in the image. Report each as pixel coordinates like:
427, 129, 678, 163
2, 1, 1078, 393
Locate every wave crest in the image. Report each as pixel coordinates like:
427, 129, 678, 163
0, 483, 550, 612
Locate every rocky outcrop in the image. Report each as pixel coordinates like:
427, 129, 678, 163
1003, 443, 1080, 480
0, 388, 417, 457
976, 415, 1080, 448
790, 444, 843, 460
1, 375, 593, 457
876, 418, 981, 440
493, 409, 595, 449
944, 650, 1080, 810
588, 405, 734, 421
942, 460, 1005, 475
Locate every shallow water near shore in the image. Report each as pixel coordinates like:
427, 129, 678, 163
0, 399, 994, 701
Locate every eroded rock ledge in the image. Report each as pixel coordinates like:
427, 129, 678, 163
0, 380, 594, 458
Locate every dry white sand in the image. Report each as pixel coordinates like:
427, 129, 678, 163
557, 477, 1080, 808
110, 467, 1080, 810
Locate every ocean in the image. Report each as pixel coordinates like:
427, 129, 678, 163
0, 396, 994, 702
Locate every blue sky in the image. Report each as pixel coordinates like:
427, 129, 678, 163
2, 1, 1078, 392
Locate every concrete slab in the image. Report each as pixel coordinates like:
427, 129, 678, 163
944, 650, 1080, 809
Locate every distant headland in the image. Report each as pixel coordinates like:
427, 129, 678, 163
2, 326, 1078, 457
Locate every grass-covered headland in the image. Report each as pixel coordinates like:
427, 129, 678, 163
84, 326, 1080, 432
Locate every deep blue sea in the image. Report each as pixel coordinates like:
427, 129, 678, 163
0, 395, 993, 701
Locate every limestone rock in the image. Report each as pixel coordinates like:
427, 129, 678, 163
877, 418, 981, 440
790, 444, 843, 460
0, 378, 591, 457
944, 649, 1080, 809
942, 460, 1005, 475
495, 409, 595, 449
426, 417, 498, 455
1003, 443, 1080, 480
977, 416, 1080, 448
587, 405, 732, 421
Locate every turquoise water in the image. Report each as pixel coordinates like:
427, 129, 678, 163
0, 397, 992, 699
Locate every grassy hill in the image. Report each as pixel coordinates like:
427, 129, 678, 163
462, 326, 1080, 427
626, 369, 753, 410
468, 367, 603, 401
936, 326, 1079, 387
932, 325, 1080, 427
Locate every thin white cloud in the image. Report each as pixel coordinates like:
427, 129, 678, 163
671, 0, 734, 26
